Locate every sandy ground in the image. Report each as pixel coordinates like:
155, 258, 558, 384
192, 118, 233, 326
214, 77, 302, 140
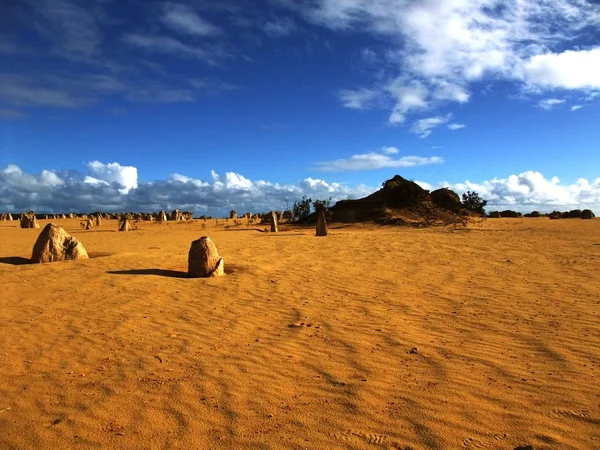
0, 217, 599, 450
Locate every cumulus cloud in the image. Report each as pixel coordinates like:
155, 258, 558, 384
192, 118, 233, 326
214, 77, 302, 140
0, 163, 376, 215
450, 171, 600, 213
538, 98, 565, 110
2, 164, 599, 215
570, 105, 584, 111
86, 161, 138, 194
314, 147, 443, 171
520, 48, 600, 90
280, 0, 600, 120
411, 114, 451, 138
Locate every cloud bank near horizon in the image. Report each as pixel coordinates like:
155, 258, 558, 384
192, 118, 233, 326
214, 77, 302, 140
1, 162, 599, 215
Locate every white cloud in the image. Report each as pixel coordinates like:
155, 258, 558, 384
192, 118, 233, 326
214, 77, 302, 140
0, 163, 376, 215
282, 0, 600, 120
450, 171, 600, 212
570, 105, 583, 111
521, 48, 600, 90
162, 3, 223, 37
339, 88, 379, 109
86, 161, 138, 194
538, 98, 565, 110
314, 147, 443, 171
2, 164, 600, 215
382, 146, 399, 155
411, 114, 451, 138
385, 79, 428, 124
448, 123, 466, 130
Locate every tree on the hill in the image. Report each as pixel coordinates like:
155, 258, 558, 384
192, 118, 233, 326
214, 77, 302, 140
462, 191, 488, 214
293, 196, 312, 222
312, 197, 332, 212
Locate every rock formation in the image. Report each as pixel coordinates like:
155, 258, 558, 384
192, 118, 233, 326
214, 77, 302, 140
270, 211, 278, 233
119, 216, 132, 231
85, 218, 94, 230
171, 209, 183, 221
431, 188, 462, 212
188, 236, 224, 278
31, 223, 88, 263
316, 210, 328, 236
158, 210, 168, 222
20, 212, 40, 229
95, 215, 102, 226
329, 175, 466, 225
549, 211, 562, 220
581, 209, 595, 219
230, 210, 237, 219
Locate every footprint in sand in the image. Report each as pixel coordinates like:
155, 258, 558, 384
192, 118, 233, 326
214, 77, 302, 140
462, 433, 507, 448
548, 409, 598, 423
332, 429, 388, 446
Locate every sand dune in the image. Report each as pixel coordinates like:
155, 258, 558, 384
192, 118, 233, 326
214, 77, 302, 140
1, 218, 599, 449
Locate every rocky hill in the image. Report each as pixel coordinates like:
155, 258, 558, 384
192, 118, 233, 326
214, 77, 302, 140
329, 175, 472, 226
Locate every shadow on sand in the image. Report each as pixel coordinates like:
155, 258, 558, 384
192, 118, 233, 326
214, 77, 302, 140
108, 264, 239, 278
0, 256, 31, 265
107, 269, 189, 278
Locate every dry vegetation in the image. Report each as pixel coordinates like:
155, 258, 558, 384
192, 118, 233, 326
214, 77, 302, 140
1, 217, 599, 449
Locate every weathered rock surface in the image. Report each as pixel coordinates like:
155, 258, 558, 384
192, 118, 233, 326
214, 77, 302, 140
270, 211, 278, 233
188, 236, 224, 278
316, 210, 328, 236
31, 223, 88, 263
119, 217, 132, 231
431, 188, 462, 212
581, 209, 595, 219
20, 212, 40, 229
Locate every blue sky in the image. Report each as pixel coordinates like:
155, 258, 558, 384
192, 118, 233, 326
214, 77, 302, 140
1, 0, 599, 214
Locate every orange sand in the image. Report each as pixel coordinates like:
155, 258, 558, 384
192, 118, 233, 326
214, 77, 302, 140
1, 218, 599, 449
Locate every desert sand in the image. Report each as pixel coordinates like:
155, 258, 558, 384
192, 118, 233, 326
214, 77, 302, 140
0, 217, 599, 449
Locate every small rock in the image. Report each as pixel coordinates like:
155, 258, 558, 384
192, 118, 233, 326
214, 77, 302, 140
409, 347, 419, 354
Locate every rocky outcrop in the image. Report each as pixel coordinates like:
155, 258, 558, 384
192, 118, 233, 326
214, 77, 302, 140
20, 212, 40, 229
316, 210, 328, 236
188, 236, 224, 278
157, 210, 168, 222
31, 223, 88, 263
119, 216, 132, 231
431, 188, 462, 212
230, 210, 237, 219
549, 211, 562, 220
270, 211, 278, 232
581, 209, 595, 219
